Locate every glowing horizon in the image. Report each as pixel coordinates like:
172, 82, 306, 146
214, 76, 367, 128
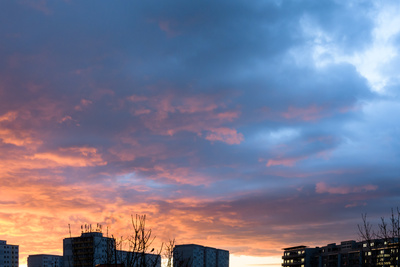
1, 0, 400, 266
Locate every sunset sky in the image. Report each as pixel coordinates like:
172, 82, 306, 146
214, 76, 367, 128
1, 1, 400, 266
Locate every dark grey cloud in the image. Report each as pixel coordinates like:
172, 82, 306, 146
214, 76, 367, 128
1, 0, 400, 262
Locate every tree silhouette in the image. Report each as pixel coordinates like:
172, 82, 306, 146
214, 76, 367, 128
358, 209, 400, 267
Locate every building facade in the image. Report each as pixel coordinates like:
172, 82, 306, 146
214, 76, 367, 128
282, 246, 320, 267
173, 244, 229, 267
28, 254, 63, 267
63, 231, 115, 267
63, 231, 160, 267
0, 240, 19, 267
282, 239, 400, 267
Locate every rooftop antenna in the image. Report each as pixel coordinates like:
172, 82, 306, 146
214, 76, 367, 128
68, 224, 72, 238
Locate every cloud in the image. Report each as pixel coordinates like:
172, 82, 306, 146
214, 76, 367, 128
266, 157, 305, 167
281, 105, 325, 121
1, 1, 400, 266
315, 182, 378, 195
0, 128, 39, 147
0, 111, 18, 122
204, 127, 244, 145
31, 147, 107, 167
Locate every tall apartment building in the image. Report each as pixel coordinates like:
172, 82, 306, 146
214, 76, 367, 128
173, 244, 229, 267
0, 240, 19, 267
282, 238, 399, 267
63, 231, 114, 267
28, 254, 63, 267
63, 231, 160, 267
282, 246, 320, 267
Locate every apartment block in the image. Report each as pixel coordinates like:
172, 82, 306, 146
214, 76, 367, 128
0, 240, 18, 267
63, 231, 160, 267
28, 254, 63, 267
173, 244, 229, 267
282, 238, 399, 267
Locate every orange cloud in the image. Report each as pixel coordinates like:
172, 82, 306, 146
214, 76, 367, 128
0, 111, 18, 122
31, 147, 107, 167
0, 111, 42, 147
0, 128, 40, 147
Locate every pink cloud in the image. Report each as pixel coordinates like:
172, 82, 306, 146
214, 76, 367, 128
158, 20, 181, 37
345, 202, 367, 208
108, 135, 168, 162
153, 165, 211, 185
126, 93, 243, 144
266, 156, 306, 167
127, 95, 148, 102
176, 98, 218, 114
216, 111, 240, 121
281, 105, 324, 121
74, 99, 93, 111
18, 0, 52, 15
58, 115, 73, 124
134, 109, 151, 116
205, 127, 244, 145
316, 182, 378, 194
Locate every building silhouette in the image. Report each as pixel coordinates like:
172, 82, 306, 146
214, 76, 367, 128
282, 239, 400, 267
28, 254, 63, 267
63, 231, 160, 267
173, 244, 229, 267
0, 240, 18, 267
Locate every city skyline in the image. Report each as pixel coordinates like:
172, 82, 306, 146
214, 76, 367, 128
1, 1, 400, 267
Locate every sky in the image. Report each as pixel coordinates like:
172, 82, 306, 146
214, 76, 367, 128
1, 0, 400, 266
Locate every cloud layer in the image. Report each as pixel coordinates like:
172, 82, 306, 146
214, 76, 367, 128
1, 1, 400, 266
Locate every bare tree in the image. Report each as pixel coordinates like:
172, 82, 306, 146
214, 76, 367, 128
112, 214, 162, 267
67, 215, 166, 267
163, 238, 175, 267
358, 213, 377, 267
358, 209, 400, 267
